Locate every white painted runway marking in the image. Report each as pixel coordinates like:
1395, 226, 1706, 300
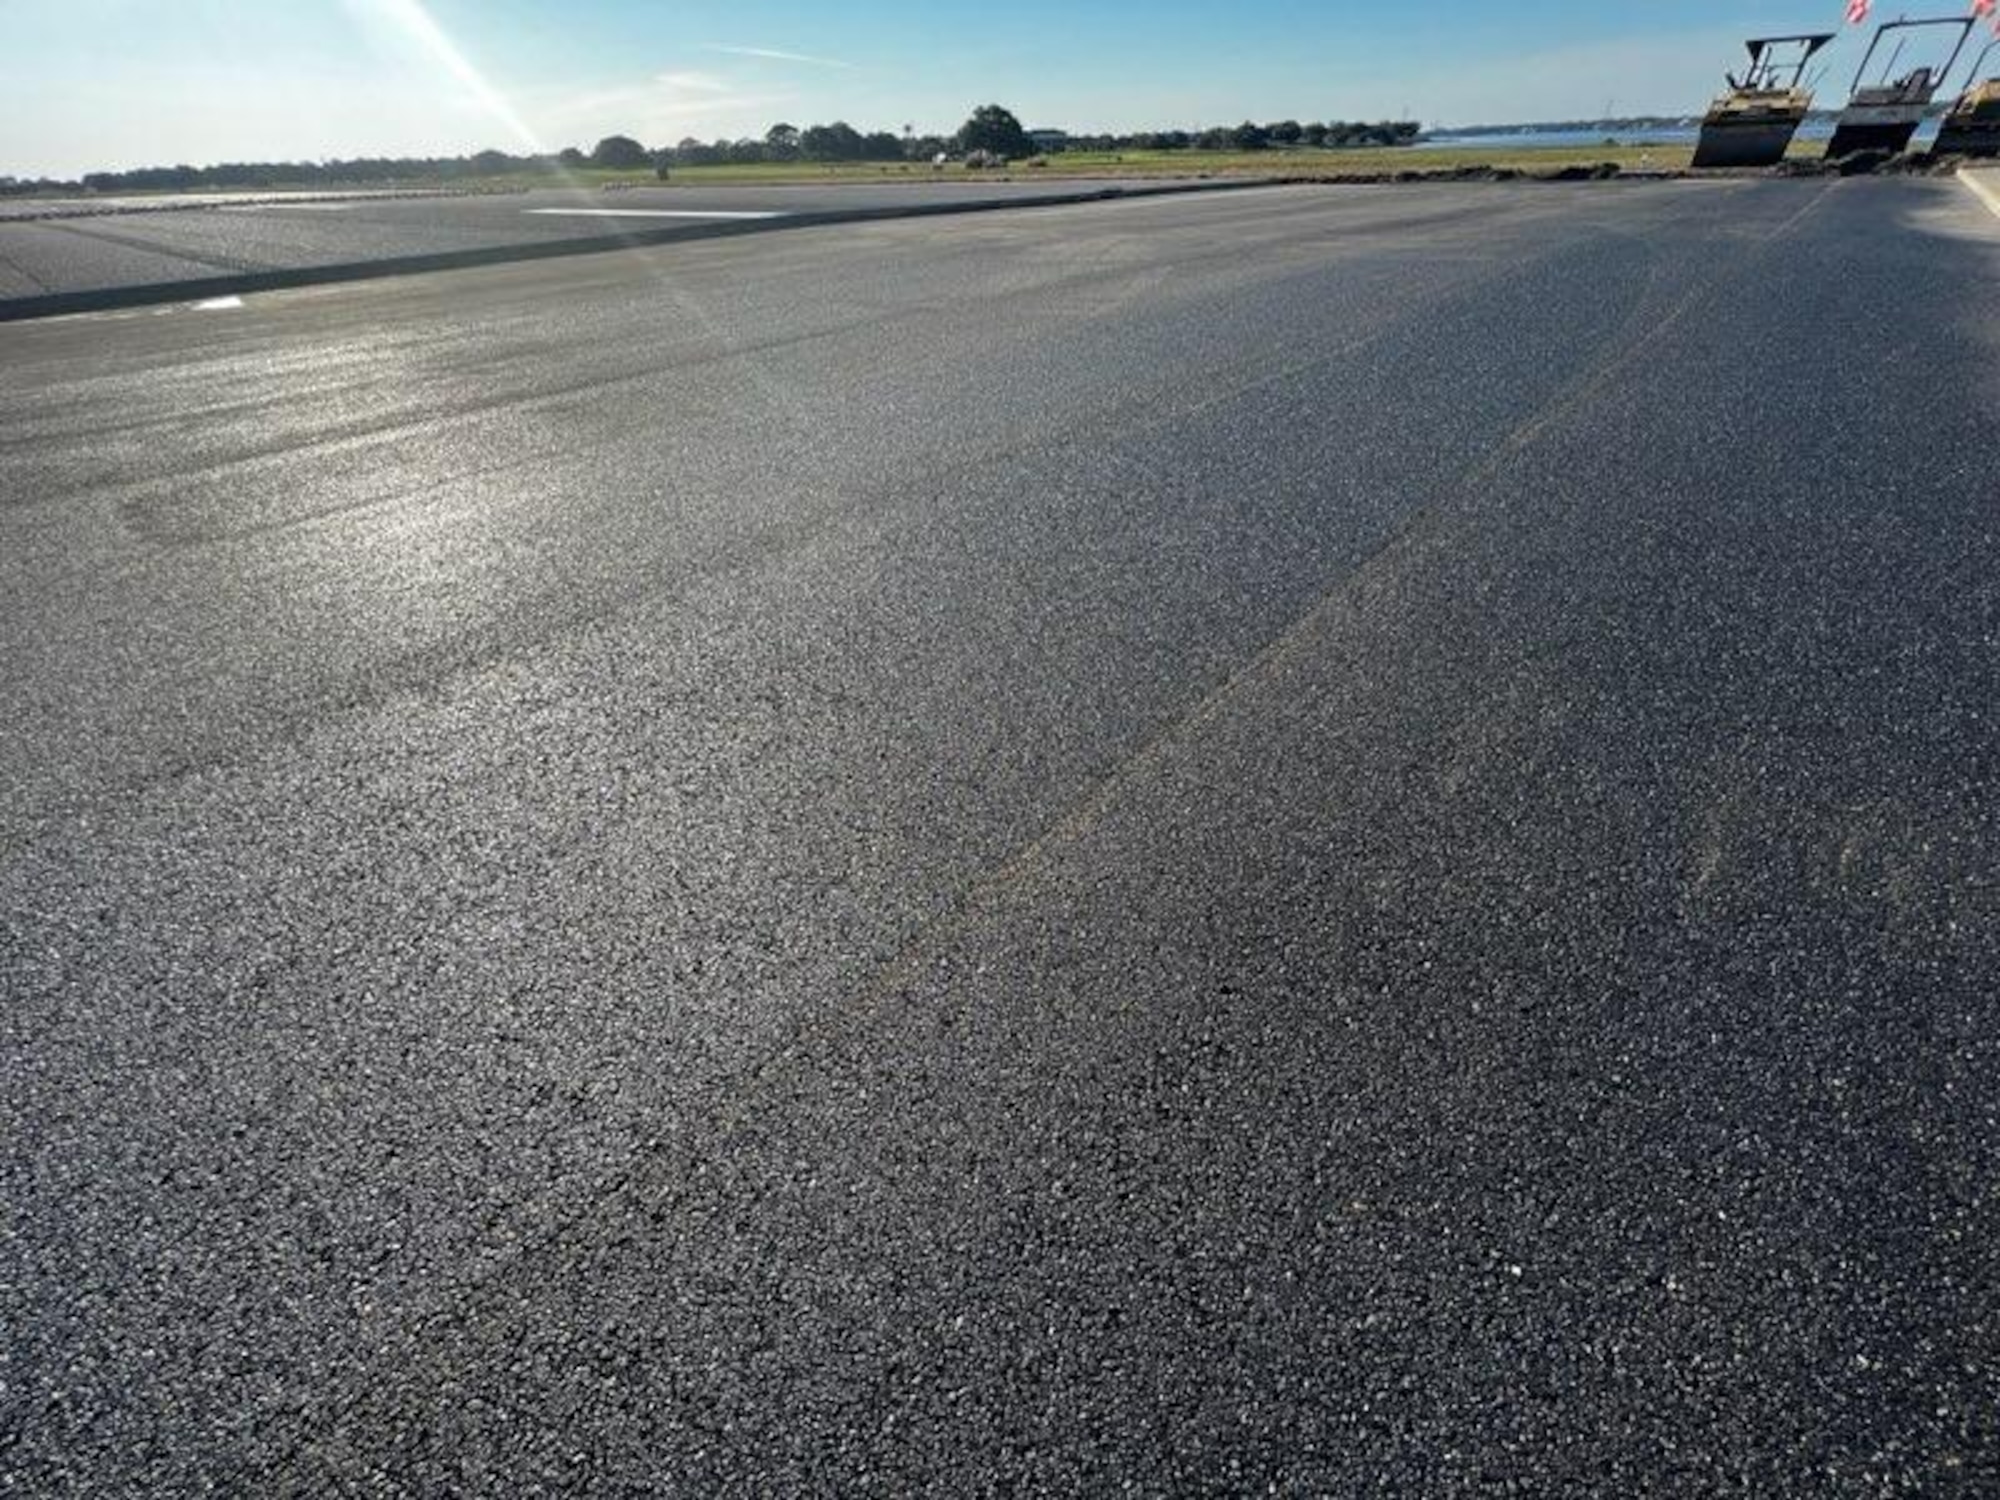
1960, 169, 2000, 223
524, 208, 786, 221
193, 296, 244, 310
221, 203, 357, 213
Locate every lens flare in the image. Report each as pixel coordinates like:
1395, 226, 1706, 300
352, 0, 546, 154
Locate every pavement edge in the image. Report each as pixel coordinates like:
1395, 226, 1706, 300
0, 180, 1283, 325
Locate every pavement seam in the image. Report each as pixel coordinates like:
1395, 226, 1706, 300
0, 179, 1290, 324
0, 242, 53, 294
6, 238, 1542, 842
582, 181, 1831, 1193
0, 176, 1755, 328
2, 214, 1429, 521
41, 215, 261, 276
253, 182, 1836, 1490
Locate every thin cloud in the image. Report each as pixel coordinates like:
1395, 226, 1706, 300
656, 71, 732, 93
537, 74, 797, 139
698, 44, 853, 70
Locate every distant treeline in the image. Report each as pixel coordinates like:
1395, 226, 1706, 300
662, 118, 1421, 166
2, 111, 1422, 195
1066, 120, 1422, 151
0, 155, 568, 195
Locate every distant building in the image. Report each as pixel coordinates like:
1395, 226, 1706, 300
1027, 128, 1070, 153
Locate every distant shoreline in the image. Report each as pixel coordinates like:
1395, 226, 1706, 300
1430, 107, 1956, 142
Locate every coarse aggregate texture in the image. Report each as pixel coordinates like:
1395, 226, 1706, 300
2, 179, 1997, 1495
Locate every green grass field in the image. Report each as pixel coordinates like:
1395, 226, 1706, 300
39, 139, 1861, 200
461, 143, 1704, 191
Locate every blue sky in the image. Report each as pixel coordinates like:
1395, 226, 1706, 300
2, 1, 1978, 176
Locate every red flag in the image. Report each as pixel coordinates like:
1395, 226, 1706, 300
1847, 0, 1870, 23
1974, 0, 2000, 33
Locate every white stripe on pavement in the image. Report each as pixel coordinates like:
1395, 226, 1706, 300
524, 208, 786, 220
1960, 169, 2000, 222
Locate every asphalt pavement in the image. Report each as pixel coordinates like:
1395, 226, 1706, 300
0, 179, 1211, 304
3, 180, 1997, 1494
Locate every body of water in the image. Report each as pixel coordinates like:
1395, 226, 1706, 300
1420, 118, 1947, 152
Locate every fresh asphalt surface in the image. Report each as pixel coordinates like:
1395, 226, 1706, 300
0, 180, 1197, 301
3, 181, 1998, 1493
